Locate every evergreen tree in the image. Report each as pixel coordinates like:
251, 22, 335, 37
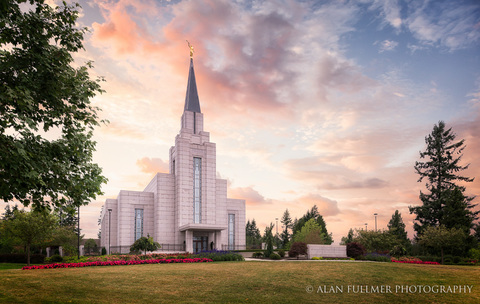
387, 210, 409, 243
409, 121, 477, 237
263, 223, 274, 257
292, 218, 326, 244
340, 228, 354, 245
292, 205, 333, 244
246, 219, 261, 249
280, 209, 292, 248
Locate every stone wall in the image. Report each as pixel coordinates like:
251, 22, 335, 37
307, 244, 347, 259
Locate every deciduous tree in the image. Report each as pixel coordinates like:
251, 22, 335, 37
3, 209, 56, 265
130, 234, 160, 255
0, 0, 107, 211
418, 226, 465, 264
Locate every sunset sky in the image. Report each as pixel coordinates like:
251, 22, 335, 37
9, 0, 480, 243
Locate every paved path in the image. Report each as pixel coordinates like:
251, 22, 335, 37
244, 258, 370, 262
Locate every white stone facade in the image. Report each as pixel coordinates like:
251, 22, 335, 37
100, 59, 246, 253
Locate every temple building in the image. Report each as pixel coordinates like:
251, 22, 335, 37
100, 53, 246, 254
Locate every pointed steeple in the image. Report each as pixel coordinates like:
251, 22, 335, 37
184, 58, 201, 113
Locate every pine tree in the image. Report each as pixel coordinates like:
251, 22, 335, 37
246, 219, 261, 249
340, 228, 354, 245
409, 121, 477, 237
280, 209, 292, 248
387, 210, 409, 242
292, 205, 333, 244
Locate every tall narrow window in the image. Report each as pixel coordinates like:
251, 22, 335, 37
193, 157, 201, 223
135, 209, 144, 241
228, 214, 235, 250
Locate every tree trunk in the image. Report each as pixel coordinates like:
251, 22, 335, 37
27, 243, 31, 266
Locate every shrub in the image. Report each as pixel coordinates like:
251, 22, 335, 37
312, 257, 323, 260
468, 248, 480, 260
347, 242, 366, 259
288, 242, 307, 259
63, 256, 88, 264
192, 250, 244, 262
277, 249, 285, 258
269, 253, 281, 260
0, 253, 45, 264
101, 247, 107, 255
362, 252, 391, 262
252, 252, 263, 258
45, 254, 63, 263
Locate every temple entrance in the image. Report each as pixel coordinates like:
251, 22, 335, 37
193, 236, 208, 253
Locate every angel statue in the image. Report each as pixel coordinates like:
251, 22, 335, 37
186, 40, 194, 58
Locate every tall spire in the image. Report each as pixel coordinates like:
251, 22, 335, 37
184, 41, 201, 113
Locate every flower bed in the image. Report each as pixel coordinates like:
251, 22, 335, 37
22, 258, 213, 270
391, 259, 439, 265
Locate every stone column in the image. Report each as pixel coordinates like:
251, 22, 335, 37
185, 230, 193, 253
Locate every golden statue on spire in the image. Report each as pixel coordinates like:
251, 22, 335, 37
186, 40, 194, 58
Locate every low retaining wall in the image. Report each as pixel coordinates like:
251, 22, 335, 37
307, 244, 347, 259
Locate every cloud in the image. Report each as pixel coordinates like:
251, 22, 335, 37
404, 1, 480, 51
376, 39, 399, 53
296, 194, 341, 217
136, 157, 169, 174
229, 186, 272, 206
367, 0, 403, 30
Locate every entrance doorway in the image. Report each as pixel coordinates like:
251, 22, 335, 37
193, 236, 208, 253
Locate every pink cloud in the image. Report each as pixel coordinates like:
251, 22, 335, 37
136, 157, 169, 174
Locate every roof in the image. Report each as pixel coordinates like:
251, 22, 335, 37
184, 58, 201, 113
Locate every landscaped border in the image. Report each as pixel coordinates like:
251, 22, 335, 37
22, 258, 213, 270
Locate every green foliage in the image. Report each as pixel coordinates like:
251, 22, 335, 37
50, 225, 80, 256
2, 209, 56, 265
418, 225, 466, 264
84, 238, 97, 250
129, 235, 160, 255
0, 253, 45, 264
245, 219, 262, 249
192, 250, 244, 262
360, 253, 392, 262
101, 247, 107, 255
0, 0, 107, 211
277, 249, 285, 258
292, 205, 333, 244
280, 209, 293, 248
288, 242, 307, 259
263, 223, 274, 258
340, 228, 354, 245
311, 256, 323, 260
45, 254, 63, 263
353, 229, 399, 253
409, 121, 478, 238
269, 253, 281, 260
388, 210, 409, 244
292, 218, 325, 244
252, 252, 263, 258
468, 248, 480, 261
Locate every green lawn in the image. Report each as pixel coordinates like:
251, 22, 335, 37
0, 263, 26, 270
0, 261, 479, 303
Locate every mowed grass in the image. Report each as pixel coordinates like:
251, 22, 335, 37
1, 261, 479, 304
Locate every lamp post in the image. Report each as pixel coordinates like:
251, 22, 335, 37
275, 218, 279, 235
365, 223, 368, 231
108, 209, 112, 255
374, 213, 378, 231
